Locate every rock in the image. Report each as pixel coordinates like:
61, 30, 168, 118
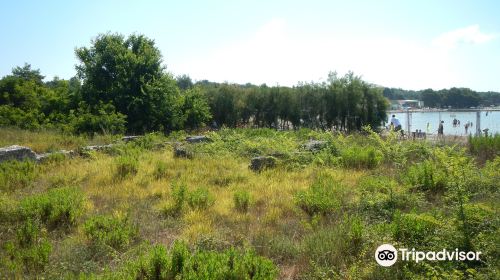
35, 150, 73, 163
249, 156, 277, 172
303, 140, 327, 152
174, 145, 193, 159
0, 145, 37, 163
186, 135, 211, 143
122, 136, 142, 142
82, 144, 115, 152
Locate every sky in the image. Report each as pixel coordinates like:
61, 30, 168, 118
1, 0, 499, 91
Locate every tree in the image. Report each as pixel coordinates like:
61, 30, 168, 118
421, 89, 441, 108
75, 33, 178, 133
180, 87, 212, 129
12, 63, 45, 84
176, 74, 193, 90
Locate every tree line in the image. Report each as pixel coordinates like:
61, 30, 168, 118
0, 33, 390, 134
383, 87, 500, 108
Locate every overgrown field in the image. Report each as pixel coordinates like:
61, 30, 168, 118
0, 127, 498, 279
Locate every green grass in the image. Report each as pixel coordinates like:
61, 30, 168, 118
0, 127, 498, 279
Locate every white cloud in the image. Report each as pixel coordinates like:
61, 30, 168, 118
432, 25, 496, 49
170, 20, 495, 90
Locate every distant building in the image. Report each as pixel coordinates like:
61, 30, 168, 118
390, 100, 424, 110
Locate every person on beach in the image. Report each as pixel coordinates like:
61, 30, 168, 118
438, 121, 444, 139
390, 115, 402, 132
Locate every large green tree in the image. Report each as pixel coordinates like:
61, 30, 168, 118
75, 33, 180, 133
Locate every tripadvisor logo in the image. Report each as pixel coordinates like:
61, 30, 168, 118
375, 244, 482, 267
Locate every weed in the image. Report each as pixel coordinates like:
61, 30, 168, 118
162, 183, 187, 217
115, 155, 139, 179
0, 160, 37, 192
295, 173, 347, 217
153, 161, 168, 180
187, 187, 214, 210
234, 190, 251, 213
392, 211, 441, 248
84, 215, 137, 250
404, 160, 447, 193
19, 187, 85, 229
341, 145, 383, 169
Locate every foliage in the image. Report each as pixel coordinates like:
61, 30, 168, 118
404, 160, 447, 193
340, 144, 383, 169
115, 155, 139, 179
233, 190, 251, 213
468, 134, 500, 163
295, 173, 348, 217
153, 161, 168, 179
130, 242, 278, 279
4, 223, 52, 274
187, 187, 214, 210
0, 160, 37, 192
84, 215, 137, 250
162, 183, 187, 217
392, 211, 441, 247
19, 187, 85, 229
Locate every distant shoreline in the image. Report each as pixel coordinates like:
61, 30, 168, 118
387, 107, 500, 113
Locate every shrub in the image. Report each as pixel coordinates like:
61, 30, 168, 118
133, 241, 278, 279
0, 160, 37, 192
71, 102, 126, 135
0, 194, 19, 222
187, 187, 214, 210
469, 134, 500, 163
19, 187, 85, 229
3, 219, 52, 273
480, 156, 500, 192
392, 211, 441, 247
153, 161, 168, 180
341, 145, 383, 169
295, 174, 347, 217
358, 176, 423, 220
234, 190, 250, 213
162, 183, 187, 217
301, 217, 365, 270
84, 215, 137, 250
115, 155, 139, 179
404, 160, 447, 193
460, 203, 496, 238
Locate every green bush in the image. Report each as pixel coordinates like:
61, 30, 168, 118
404, 160, 447, 193
187, 187, 214, 210
153, 161, 169, 180
301, 217, 365, 271
341, 145, 383, 169
71, 102, 126, 135
358, 176, 423, 220
295, 174, 347, 217
162, 183, 187, 217
233, 190, 250, 213
132, 241, 278, 279
19, 187, 85, 229
115, 155, 139, 179
3, 219, 52, 273
461, 203, 496, 238
0, 160, 37, 192
392, 211, 441, 247
84, 215, 137, 250
480, 156, 500, 192
0, 194, 19, 222
469, 134, 500, 162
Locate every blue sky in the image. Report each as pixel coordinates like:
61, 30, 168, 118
1, 0, 499, 91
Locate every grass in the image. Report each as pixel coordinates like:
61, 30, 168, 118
0, 127, 498, 279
